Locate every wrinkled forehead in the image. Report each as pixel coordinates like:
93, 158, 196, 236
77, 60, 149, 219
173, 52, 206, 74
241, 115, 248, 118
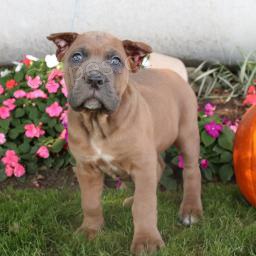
68, 32, 126, 58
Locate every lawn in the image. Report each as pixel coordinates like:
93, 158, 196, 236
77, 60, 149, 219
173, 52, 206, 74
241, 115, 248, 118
0, 184, 255, 256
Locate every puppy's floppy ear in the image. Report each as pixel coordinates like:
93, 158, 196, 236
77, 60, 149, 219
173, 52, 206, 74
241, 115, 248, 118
47, 32, 79, 61
123, 40, 152, 72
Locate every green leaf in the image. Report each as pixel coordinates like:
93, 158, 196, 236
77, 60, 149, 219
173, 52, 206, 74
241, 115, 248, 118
201, 130, 215, 147
19, 141, 30, 154
220, 151, 232, 163
202, 168, 213, 181
218, 126, 234, 151
54, 124, 64, 133
160, 167, 177, 191
218, 164, 234, 182
26, 161, 38, 174
14, 69, 25, 82
14, 108, 25, 118
54, 158, 65, 169
37, 102, 46, 112
0, 119, 10, 132
48, 118, 57, 128
8, 129, 20, 140
0, 166, 7, 182
50, 139, 66, 153
28, 108, 40, 122
5, 142, 18, 151
0, 146, 5, 157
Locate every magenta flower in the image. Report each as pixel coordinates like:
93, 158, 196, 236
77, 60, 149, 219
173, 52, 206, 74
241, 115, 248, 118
46, 102, 63, 117
178, 154, 184, 169
46, 80, 60, 93
0, 133, 6, 145
204, 103, 216, 116
1, 150, 20, 166
3, 98, 16, 111
0, 84, 4, 95
26, 89, 47, 99
24, 123, 45, 138
48, 69, 63, 81
200, 159, 209, 169
115, 177, 122, 189
36, 146, 49, 158
0, 106, 10, 119
204, 121, 223, 138
14, 89, 27, 98
26, 75, 42, 89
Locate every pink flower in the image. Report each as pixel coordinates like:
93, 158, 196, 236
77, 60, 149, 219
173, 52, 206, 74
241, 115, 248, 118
0, 106, 10, 119
48, 69, 63, 81
3, 98, 16, 111
1, 150, 19, 166
26, 89, 47, 99
46, 102, 63, 117
24, 123, 45, 138
46, 80, 60, 93
222, 118, 239, 133
5, 165, 13, 177
36, 146, 49, 158
178, 155, 184, 169
204, 121, 223, 138
0, 133, 6, 145
204, 103, 216, 116
13, 163, 25, 177
60, 110, 68, 125
200, 159, 209, 169
59, 129, 68, 142
0, 84, 4, 95
60, 79, 68, 97
14, 89, 26, 98
26, 75, 42, 89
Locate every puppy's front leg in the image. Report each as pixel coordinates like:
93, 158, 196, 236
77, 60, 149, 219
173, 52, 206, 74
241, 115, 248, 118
75, 163, 104, 240
131, 158, 165, 255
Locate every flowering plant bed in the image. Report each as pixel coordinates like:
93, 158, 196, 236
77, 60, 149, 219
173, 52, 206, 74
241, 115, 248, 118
0, 55, 72, 181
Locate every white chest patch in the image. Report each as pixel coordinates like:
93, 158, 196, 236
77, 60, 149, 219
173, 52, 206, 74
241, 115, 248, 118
90, 140, 114, 163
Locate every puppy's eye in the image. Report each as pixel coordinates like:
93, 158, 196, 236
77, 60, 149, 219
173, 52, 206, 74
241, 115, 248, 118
71, 52, 83, 64
110, 56, 121, 65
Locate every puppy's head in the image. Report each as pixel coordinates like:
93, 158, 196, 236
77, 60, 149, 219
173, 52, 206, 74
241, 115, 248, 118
47, 31, 152, 114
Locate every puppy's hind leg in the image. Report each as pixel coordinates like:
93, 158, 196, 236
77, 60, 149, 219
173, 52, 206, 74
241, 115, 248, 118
176, 126, 203, 226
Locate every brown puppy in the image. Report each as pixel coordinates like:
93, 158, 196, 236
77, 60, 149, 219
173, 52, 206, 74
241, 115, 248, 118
47, 31, 203, 255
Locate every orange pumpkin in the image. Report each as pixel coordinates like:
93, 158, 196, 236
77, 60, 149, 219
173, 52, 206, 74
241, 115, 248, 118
233, 105, 256, 207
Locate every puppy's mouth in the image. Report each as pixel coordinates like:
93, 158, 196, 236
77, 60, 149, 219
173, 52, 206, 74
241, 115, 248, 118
83, 98, 102, 110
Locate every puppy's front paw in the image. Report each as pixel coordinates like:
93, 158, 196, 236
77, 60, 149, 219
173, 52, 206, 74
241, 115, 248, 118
179, 199, 203, 226
75, 224, 102, 240
131, 232, 165, 255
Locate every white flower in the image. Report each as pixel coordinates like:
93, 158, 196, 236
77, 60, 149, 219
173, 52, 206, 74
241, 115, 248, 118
0, 69, 11, 77
45, 54, 59, 68
141, 55, 150, 68
26, 55, 39, 61
12, 61, 23, 72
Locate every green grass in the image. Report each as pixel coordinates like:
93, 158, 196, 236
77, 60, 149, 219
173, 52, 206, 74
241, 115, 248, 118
0, 184, 255, 256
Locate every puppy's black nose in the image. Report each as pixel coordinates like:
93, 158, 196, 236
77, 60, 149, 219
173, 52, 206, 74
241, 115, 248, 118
87, 71, 104, 89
